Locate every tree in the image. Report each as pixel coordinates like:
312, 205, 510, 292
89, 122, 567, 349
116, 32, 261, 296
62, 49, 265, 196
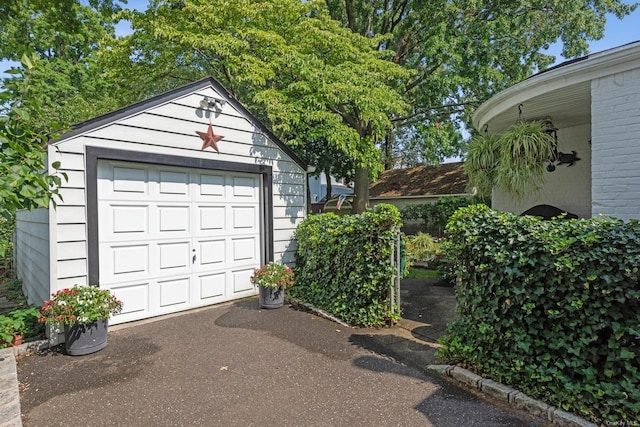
110, 0, 410, 212
0, 56, 67, 257
0, 0, 126, 132
0, 0, 124, 257
324, 0, 637, 168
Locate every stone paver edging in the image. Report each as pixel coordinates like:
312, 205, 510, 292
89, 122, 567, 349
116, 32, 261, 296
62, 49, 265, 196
0, 347, 22, 427
427, 365, 597, 427
0, 340, 51, 427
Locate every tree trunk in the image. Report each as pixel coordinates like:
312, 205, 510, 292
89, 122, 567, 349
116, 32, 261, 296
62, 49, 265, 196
352, 166, 369, 213
306, 175, 312, 213
325, 170, 333, 202
382, 131, 394, 170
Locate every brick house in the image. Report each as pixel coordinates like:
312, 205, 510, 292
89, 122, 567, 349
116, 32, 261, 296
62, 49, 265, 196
473, 41, 640, 220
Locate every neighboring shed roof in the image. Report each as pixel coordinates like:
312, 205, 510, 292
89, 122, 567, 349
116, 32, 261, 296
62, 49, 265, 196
369, 162, 469, 198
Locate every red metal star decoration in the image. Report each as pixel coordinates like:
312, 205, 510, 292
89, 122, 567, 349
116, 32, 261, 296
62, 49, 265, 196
196, 123, 224, 152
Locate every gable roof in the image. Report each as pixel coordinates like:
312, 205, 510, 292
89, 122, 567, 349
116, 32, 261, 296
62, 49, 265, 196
369, 162, 469, 198
54, 76, 307, 170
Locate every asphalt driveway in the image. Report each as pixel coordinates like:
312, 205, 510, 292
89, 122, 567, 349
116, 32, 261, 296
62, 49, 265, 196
17, 294, 546, 426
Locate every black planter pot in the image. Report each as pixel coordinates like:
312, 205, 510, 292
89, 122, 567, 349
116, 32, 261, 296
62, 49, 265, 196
64, 319, 109, 356
258, 286, 285, 309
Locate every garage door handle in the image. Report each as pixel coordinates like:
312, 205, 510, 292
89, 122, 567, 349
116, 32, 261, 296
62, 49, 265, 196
192, 249, 196, 264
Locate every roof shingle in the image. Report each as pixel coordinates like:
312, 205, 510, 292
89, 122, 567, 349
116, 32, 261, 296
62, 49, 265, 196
369, 162, 469, 198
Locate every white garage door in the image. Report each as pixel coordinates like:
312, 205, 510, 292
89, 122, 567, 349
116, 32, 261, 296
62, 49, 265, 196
97, 160, 262, 324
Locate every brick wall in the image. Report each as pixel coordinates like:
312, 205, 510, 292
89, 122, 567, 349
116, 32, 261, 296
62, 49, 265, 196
591, 68, 640, 221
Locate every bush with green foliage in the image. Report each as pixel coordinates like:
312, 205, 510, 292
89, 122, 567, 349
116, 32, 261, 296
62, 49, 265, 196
0, 306, 42, 347
292, 204, 402, 326
438, 204, 640, 423
401, 196, 486, 236
405, 232, 440, 263
1, 55, 67, 258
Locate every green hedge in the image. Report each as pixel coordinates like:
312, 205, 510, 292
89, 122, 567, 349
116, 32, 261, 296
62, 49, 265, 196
401, 196, 486, 236
291, 204, 402, 326
438, 205, 640, 423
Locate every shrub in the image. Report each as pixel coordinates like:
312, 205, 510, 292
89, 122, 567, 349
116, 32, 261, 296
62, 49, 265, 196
401, 196, 486, 237
292, 204, 402, 326
405, 232, 440, 263
0, 307, 42, 347
438, 205, 640, 423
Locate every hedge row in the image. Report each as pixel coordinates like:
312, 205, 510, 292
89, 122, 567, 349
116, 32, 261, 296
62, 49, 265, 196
400, 196, 486, 236
292, 204, 402, 326
438, 204, 639, 423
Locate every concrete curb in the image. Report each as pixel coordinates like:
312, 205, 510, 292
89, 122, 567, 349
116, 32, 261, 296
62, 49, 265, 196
0, 340, 52, 427
288, 298, 351, 328
0, 348, 22, 427
427, 365, 597, 427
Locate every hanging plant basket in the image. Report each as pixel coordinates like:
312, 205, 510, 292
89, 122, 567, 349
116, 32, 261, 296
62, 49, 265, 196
466, 121, 554, 199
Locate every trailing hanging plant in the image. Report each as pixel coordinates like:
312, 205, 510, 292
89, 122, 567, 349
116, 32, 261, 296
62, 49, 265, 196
465, 133, 501, 197
465, 121, 554, 199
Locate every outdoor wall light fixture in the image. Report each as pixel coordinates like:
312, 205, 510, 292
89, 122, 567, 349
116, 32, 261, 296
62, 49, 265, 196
199, 96, 226, 110
542, 118, 560, 172
542, 117, 581, 172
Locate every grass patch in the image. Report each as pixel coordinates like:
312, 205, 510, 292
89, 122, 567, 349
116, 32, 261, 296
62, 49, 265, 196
406, 267, 441, 279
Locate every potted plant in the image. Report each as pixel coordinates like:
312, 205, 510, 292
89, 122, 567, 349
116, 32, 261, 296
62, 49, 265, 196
250, 262, 295, 309
466, 120, 554, 199
39, 286, 123, 356
0, 307, 41, 347
0, 312, 26, 348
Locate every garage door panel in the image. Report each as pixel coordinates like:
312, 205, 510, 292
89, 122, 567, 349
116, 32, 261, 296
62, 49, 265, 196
197, 239, 225, 266
199, 273, 226, 299
232, 237, 258, 263
197, 206, 225, 231
112, 166, 148, 193
112, 283, 149, 316
232, 206, 257, 230
112, 205, 148, 234
112, 244, 149, 275
159, 242, 191, 270
197, 174, 226, 198
159, 170, 190, 195
158, 206, 190, 232
232, 269, 254, 293
232, 176, 258, 199
159, 278, 190, 307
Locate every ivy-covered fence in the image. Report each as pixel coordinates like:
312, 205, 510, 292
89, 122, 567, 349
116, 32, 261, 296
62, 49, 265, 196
438, 205, 639, 423
291, 204, 402, 326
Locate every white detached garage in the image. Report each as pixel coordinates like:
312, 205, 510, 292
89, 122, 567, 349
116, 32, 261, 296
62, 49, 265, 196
14, 77, 308, 325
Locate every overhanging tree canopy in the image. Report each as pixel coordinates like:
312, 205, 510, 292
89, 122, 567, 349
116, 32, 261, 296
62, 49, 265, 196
325, 0, 637, 167
108, 0, 410, 212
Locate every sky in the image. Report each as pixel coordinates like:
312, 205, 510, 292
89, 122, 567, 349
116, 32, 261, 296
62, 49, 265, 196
544, 7, 640, 63
113, 0, 640, 64
2, 2, 640, 84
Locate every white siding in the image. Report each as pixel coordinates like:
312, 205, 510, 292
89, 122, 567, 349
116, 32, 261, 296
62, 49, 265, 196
591, 68, 640, 221
492, 123, 592, 218
14, 208, 50, 305
49, 85, 306, 293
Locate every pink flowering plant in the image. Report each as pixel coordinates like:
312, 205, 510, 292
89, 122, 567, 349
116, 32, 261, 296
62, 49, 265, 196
39, 286, 123, 325
250, 262, 295, 289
